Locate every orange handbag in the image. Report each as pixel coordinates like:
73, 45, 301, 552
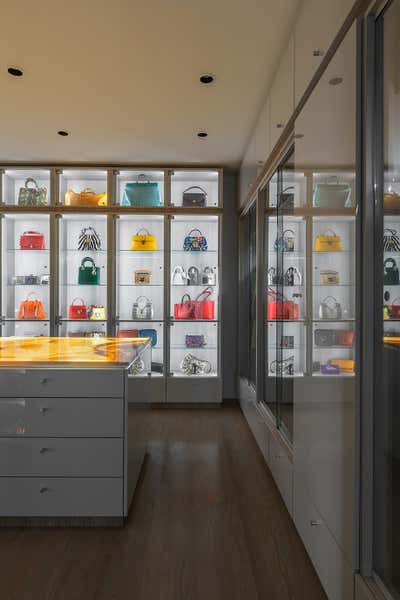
65, 188, 107, 207
329, 359, 355, 374
17, 293, 46, 320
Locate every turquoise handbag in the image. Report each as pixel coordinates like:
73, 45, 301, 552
313, 177, 352, 208
122, 174, 161, 207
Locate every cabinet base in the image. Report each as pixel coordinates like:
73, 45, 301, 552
0, 517, 124, 528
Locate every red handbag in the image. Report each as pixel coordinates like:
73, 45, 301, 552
391, 298, 400, 319
334, 330, 355, 347
68, 298, 87, 319
193, 287, 215, 319
19, 231, 45, 250
174, 294, 195, 319
117, 329, 139, 338
267, 288, 299, 320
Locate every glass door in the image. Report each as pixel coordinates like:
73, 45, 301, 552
169, 215, 220, 378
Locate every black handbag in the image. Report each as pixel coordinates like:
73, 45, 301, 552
384, 258, 400, 285
182, 186, 207, 207
314, 329, 335, 347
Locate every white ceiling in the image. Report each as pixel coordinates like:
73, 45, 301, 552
0, 0, 300, 167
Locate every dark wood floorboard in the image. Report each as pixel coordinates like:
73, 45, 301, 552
0, 405, 327, 600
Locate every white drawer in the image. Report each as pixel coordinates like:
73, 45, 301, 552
0, 396, 124, 437
0, 438, 123, 477
0, 477, 123, 517
0, 369, 124, 398
294, 476, 353, 600
269, 435, 293, 517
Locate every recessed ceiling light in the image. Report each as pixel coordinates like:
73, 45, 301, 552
57, 130, 69, 136
7, 66, 23, 77
197, 131, 208, 138
199, 73, 215, 85
329, 76, 343, 86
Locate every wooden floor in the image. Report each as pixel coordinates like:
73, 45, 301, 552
0, 405, 327, 600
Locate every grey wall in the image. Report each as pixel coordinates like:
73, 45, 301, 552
222, 170, 239, 399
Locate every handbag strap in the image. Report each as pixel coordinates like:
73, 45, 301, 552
136, 174, 151, 184
81, 226, 97, 234
135, 228, 151, 236
180, 294, 192, 303
25, 291, 39, 301
71, 297, 85, 306
135, 296, 151, 307
81, 188, 96, 194
188, 266, 199, 275
183, 186, 207, 196
322, 296, 338, 306
80, 256, 96, 268
321, 229, 337, 237
172, 265, 185, 274
194, 287, 213, 302
187, 229, 204, 237
392, 298, 400, 306
384, 228, 398, 236
24, 178, 39, 190
267, 287, 286, 301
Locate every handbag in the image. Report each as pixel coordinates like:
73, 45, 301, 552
78, 257, 100, 285
284, 267, 302, 286
122, 175, 161, 207
320, 270, 340, 285
18, 178, 47, 206
19, 231, 45, 250
131, 357, 145, 375
185, 335, 206, 348
202, 267, 216, 286
267, 267, 284, 286
68, 298, 87, 319
274, 229, 295, 252
12, 274, 40, 285
390, 298, 400, 319
314, 229, 343, 252
277, 186, 295, 209
40, 274, 50, 285
321, 364, 340, 375
65, 188, 107, 207
180, 353, 212, 375
129, 229, 158, 251
383, 258, 400, 285
280, 335, 294, 349
384, 191, 400, 209
182, 186, 207, 207
383, 305, 391, 320
171, 266, 188, 285
270, 356, 294, 376
193, 287, 215, 319
17, 293, 46, 320
383, 228, 400, 252
87, 305, 106, 320
67, 331, 105, 338
267, 288, 299, 320
132, 296, 154, 320
318, 296, 342, 320
134, 270, 152, 285
314, 329, 335, 347
334, 330, 355, 347
78, 227, 101, 251
138, 329, 157, 347
329, 359, 355, 374
187, 266, 200, 286
174, 294, 195, 319
117, 329, 139, 338
313, 176, 352, 208
183, 229, 208, 252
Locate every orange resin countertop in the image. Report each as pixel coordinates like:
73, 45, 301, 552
0, 337, 150, 368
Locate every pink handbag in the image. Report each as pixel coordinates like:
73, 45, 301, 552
193, 287, 215, 319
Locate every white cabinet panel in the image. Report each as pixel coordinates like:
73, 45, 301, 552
240, 132, 257, 207
270, 37, 294, 150
255, 97, 270, 175
294, 0, 354, 105
269, 434, 293, 516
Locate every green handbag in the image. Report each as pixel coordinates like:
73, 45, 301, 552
78, 257, 100, 285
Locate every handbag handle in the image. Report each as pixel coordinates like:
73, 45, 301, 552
135, 296, 151, 307
180, 293, 192, 303
187, 229, 204, 237
384, 228, 398, 236
172, 265, 185, 274
71, 297, 85, 306
22, 231, 42, 235
194, 287, 213, 302
135, 228, 151, 236
80, 256, 96, 268
136, 174, 151, 184
24, 178, 39, 190
392, 297, 400, 306
188, 266, 199, 275
281, 229, 295, 237
267, 287, 286, 301
322, 296, 338, 306
321, 229, 337, 236
25, 291, 39, 301
183, 186, 208, 196
325, 175, 340, 185
81, 188, 96, 194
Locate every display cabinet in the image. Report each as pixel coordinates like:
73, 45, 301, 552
1, 169, 51, 206
57, 169, 108, 206
170, 169, 220, 207
116, 170, 165, 207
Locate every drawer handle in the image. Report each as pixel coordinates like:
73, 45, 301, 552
39, 407, 49, 414
312, 49, 325, 57
276, 123, 285, 129
39, 487, 49, 494
39, 447, 49, 454
310, 519, 322, 527
40, 378, 48, 385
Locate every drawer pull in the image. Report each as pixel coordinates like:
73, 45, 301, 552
40, 378, 48, 385
39, 447, 49, 454
39, 487, 49, 494
312, 49, 325, 57
39, 407, 48, 414
310, 519, 322, 527
276, 123, 285, 129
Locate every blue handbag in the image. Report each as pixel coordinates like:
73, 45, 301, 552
138, 328, 157, 347
183, 229, 208, 252
122, 174, 161, 207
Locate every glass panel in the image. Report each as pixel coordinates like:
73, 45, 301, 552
58, 215, 107, 335
116, 170, 164, 207
1, 214, 50, 336
59, 169, 108, 206
116, 214, 164, 376
248, 206, 257, 386
2, 169, 51, 206
171, 170, 219, 207
170, 214, 219, 377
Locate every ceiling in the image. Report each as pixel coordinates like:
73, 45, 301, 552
0, 0, 300, 167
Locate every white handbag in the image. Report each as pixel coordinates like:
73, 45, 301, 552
171, 265, 188, 285
132, 296, 154, 320
202, 266, 217, 286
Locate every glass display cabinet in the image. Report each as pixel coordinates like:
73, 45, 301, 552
1, 169, 51, 206
58, 169, 108, 206
116, 170, 165, 207
170, 169, 220, 207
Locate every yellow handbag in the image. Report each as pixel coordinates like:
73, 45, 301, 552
65, 188, 107, 207
384, 191, 400, 209
129, 229, 157, 251
88, 305, 106, 320
329, 359, 355, 373
314, 229, 343, 252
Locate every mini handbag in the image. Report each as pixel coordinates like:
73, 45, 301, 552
122, 175, 161, 207
78, 227, 101, 251
174, 294, 195, 319
65, 188, 107, 206
334, 330, 355, 347
182, 186, 207, 207
138, 328, 157, 347
314, 329, 335, 347
185, 335, 206, 348
383, 228, 400, 252
130, 229, 158, 251
130, 357, 145, 375
87, 305, 106, 320
78, 257, 100, 285
134, 270, 152, 285
40, 274, 50, 285
183, 229, 208, 252
12, 274, 41, 285
68, 298, 87, 319
390, 298, 400, 319
193, 287, 215, 319
202, 267, 217, 286
171, 266, 188, 285
321, 364, 340, 375
280, 335, 294, 349
320, 270, 340, 285
284, 267, 302, 286
267, 267, 284, 286
17, 293, 46, 320
313, 176, 352, 208
274, 229, 295, 252
318, 296, 342, 320
180, 353, 212, 375
187, 266, 200, 286
18, 178, 47, 206
314, 229, 343, 252
329, 358, 355, 373
132, 296, 154, 320
117, 329, 139, 338
383, 258, 400, 285
270, 356, 294, 376
19, 231, 45, 250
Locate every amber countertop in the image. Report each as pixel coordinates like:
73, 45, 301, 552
0, 337, 150, 368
